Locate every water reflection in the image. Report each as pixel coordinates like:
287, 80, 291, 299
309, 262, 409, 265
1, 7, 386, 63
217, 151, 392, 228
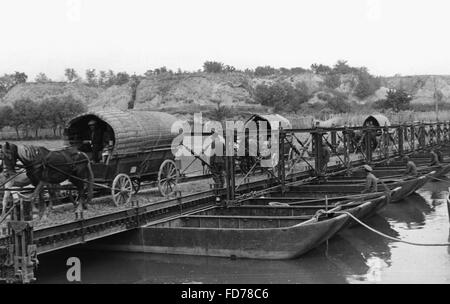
379, 193, 432, 228
419, 180, 450, 207
35, 181, 450, 284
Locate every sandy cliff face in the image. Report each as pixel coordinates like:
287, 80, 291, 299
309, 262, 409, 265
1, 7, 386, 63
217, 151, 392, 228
381, 75, 450, 104
3, 73, 450, 111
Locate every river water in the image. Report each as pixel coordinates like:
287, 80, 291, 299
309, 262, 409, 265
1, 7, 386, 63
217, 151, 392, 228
35, 180, 450, 284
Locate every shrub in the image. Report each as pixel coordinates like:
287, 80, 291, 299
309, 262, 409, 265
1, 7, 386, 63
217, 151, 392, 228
376, 89, 412, 112
203, 61, 224, 73
254, 66, 277, 77
324, 74, 341, 89
311, 63, 332, 75
254, 81, 310, 113
354, 70, 381, 99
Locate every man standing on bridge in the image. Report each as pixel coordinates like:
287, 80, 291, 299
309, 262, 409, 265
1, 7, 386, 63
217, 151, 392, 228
321, 142, 331, 174
207, 128, 226, 189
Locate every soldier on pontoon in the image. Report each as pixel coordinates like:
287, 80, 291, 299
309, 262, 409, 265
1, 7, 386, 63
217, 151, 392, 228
403, 156, 418, 176
361, 165, 378, 193
430, 149, 440, 166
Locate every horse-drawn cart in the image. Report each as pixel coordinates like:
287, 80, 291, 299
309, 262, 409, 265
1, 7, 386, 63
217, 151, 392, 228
65, 109, 180, 205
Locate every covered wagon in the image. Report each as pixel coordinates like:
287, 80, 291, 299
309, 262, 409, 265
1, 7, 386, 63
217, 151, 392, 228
235, 114, 292, 174
65, 109, 180, 205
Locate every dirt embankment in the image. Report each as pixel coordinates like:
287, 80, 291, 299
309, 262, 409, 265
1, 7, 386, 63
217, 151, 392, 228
3, 73, 450, 113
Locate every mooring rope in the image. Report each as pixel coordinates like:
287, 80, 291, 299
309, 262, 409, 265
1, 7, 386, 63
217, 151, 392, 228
430, 176, 450, 183
334, 210, 450, 246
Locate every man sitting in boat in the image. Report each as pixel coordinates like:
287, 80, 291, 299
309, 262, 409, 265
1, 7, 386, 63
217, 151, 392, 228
403, 156, 418, 176
436, 149, 444, 163
361, 165, 378, 193
430, 149, 440, 166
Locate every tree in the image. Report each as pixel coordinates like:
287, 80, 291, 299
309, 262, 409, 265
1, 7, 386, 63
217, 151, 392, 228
254, 66, 277, 77
224, 65, 236, 73
29, 102, 48, 137
203, 61, 224, 73
0, 106, 13, 130
35, 73, 52, 83
11, 72, 28, 84
324, 74, 341, 89
98, 70, 107, 87
254, 81, 309, 112
288, 82, 310, 113
12, 99, 35, 137
105, 70, 116, 87
41, 97, 59, 135
64, 68, 79, 82
332, 60, 354, 74
85, 69, 97, 86
379, 89, 412, 112
326, 91, 351, 113
311, 63, 332, 74
354, 70, 381, 99
154, 66, 168, 75
144, 70, 154, 77
290, 67, 307, 74
0, 72, 28, 97
114, 72, 130, 85
51, 96, 87, 135
0, 75, 15, 97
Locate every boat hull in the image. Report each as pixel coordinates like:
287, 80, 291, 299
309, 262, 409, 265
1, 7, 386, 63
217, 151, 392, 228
94, 212, 350, 260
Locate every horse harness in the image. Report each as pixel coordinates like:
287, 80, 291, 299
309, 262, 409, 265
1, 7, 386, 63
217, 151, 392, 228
26, 149, 90, 180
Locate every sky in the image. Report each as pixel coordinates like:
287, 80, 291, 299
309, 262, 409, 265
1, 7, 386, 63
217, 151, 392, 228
1, 0, 450, 80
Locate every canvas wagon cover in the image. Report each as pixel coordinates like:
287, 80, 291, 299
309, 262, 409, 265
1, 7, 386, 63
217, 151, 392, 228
66, 109, 179, 155
363, 114, 391, 127
245, 114, 292, 130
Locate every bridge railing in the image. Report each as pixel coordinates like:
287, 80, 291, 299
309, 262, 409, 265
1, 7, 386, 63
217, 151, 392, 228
279, 121, 450, 180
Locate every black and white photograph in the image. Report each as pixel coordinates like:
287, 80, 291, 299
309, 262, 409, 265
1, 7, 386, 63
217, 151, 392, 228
1, 0, 450, 289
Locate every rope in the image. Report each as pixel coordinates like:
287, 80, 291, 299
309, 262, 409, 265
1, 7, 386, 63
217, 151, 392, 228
0, 169, 26, 189
430, 176, 450, 183
334, 210, 450, 246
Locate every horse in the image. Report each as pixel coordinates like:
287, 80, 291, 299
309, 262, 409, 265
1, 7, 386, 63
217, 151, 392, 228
1, 142, 94, 219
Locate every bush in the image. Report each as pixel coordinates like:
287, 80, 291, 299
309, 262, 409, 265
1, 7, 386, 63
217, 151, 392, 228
327, 96, 352, 113
254, 81, 310, 113
354, 70, 381, 99
324, 74, 341, 89
376, 89, 412, 112
311, 64, 332, 75
254, 66, 277, 77
332, 60, 355, 74
203, 61, 224, 73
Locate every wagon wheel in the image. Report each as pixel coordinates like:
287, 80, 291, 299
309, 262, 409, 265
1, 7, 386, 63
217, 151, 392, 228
111, 173, 133, 206
132, 178, 141, 194
158, 160, 179, 197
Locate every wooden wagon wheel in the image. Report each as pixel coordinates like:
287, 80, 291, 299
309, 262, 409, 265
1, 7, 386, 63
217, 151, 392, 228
132, 178, 141, 194
111, 173, 133, 206
158, 159, 179, 197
